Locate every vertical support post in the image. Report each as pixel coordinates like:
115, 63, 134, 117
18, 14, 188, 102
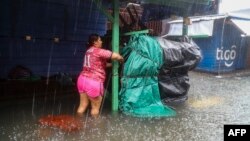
182, 17, 190, 36
112, 0, 119, 112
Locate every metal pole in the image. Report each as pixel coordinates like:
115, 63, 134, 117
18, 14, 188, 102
182, 17, 189, 36
112, 0, 119, 112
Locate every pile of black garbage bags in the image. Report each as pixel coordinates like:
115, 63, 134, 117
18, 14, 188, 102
156, 36, 202, 104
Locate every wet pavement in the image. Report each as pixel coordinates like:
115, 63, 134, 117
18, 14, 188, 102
0, 71, 250, 141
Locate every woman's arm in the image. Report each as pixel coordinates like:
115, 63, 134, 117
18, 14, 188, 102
111, 52, 124, 63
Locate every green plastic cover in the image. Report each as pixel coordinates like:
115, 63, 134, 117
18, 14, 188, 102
119, 34, 176, 118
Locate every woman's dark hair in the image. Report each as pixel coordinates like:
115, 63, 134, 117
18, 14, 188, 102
87, 34, 100, 48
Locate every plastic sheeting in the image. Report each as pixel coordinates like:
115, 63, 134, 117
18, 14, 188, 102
119, 34, 176, 118
156, 36, 201, 103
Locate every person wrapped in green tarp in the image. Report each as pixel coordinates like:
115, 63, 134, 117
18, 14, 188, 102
119, 34, 176, 118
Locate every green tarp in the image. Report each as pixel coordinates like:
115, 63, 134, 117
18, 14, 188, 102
119, 34, 176, 118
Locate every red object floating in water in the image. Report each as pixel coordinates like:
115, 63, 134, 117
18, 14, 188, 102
38, 115, 82, 132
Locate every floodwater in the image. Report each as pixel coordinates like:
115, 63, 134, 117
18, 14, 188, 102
0, 71, 250, 141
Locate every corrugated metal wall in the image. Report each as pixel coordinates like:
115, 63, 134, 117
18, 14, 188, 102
245, 38, 250, 68
0, 0, 107, 78
194, 19, 223, 72
223, 21, 247, 71
194, 18, 248, 73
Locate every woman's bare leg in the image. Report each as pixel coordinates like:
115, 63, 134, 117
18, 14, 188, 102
89, 96, 103, 118
77, 93, 89, 116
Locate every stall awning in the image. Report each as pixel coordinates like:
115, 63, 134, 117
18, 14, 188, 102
161, 15, 226, 37
161, 19, 214, 37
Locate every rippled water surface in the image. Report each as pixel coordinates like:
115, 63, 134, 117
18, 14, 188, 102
1, 71, 250, 141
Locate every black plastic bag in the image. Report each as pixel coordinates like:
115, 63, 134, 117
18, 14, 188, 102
156, 36, 201, 104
